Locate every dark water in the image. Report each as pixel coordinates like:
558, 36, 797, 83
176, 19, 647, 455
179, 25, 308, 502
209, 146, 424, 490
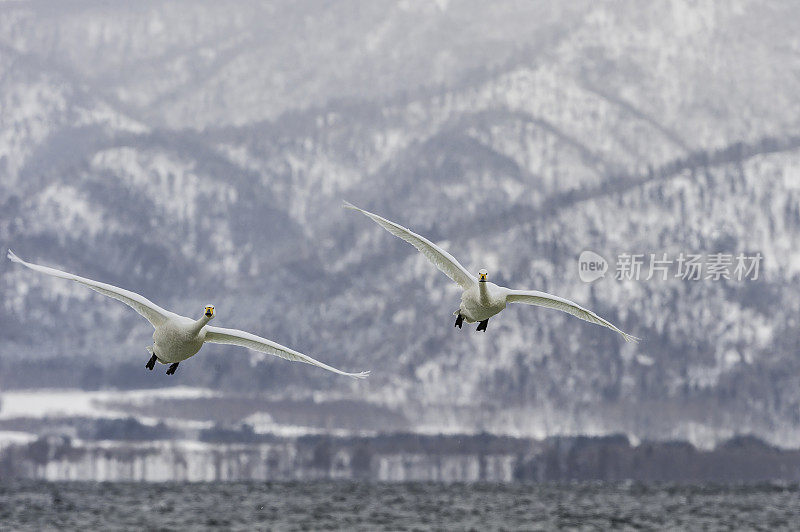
1, 481, 798, 531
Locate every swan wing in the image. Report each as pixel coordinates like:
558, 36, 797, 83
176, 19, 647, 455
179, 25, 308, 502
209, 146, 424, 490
345, 201, 476, 290
204, 325, 370, 379
7, 249, 175, 328
505, 288, 640, 343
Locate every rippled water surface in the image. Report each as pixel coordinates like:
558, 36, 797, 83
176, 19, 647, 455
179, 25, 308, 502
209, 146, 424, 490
1, 481, 799, 530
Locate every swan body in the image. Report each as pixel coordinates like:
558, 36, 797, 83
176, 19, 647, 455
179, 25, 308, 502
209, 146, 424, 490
460, 280, 507, 323
346, 202, 639, 342
7, 250, 369, 378
150, 314, 209, 363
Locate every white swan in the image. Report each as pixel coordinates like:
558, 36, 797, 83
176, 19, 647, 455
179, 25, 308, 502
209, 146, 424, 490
345, 202, 639, 342
7, 250, 369, 378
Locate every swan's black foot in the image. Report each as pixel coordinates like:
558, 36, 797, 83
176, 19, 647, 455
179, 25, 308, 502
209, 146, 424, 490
454, 314, 464, 329
146, 353, 157, 371
166, 363, 179, 375
476, 319, 489, 332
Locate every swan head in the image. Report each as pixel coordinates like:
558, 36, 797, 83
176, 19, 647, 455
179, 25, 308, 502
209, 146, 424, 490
204, 305, 216, 319
478, 269, 488, 282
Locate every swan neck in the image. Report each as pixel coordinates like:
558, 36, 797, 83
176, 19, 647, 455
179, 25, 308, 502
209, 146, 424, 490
478, 281, 490, 303
190, 315, 211, 336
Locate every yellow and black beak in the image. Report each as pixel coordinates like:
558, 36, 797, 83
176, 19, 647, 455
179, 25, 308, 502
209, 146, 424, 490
204, 307, 215, 318
479, 273, 487, 282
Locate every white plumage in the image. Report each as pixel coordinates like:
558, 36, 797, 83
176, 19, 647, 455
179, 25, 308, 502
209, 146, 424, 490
345, 202, 639, 342
7, 250, 369, 378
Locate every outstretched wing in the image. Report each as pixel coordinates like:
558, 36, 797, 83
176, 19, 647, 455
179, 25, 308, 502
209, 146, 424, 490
204, 326, 370, 379
7, 249, 175, 328
505, 288, 640, 343
345, 201, 477, 290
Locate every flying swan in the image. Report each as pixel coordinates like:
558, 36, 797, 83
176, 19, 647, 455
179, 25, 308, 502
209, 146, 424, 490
7, 250, 370, 378
345, 202, 638, 342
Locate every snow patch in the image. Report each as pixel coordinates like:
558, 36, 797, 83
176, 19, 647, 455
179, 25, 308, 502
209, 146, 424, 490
0, 387, 221, 420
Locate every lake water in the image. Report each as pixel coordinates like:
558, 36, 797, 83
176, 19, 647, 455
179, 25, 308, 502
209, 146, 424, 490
1, 481, 798, 530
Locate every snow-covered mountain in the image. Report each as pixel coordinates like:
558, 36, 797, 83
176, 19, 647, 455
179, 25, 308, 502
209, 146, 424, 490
2, 0, 800, 448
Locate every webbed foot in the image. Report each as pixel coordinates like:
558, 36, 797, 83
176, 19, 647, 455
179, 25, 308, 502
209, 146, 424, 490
454, 314, 464, 329
476, 319, 488, 332
146, 353, 157, 371
166, 363, 179, 375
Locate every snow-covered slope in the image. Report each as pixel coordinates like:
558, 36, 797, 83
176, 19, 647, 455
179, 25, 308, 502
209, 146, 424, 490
2, 0, 800, 447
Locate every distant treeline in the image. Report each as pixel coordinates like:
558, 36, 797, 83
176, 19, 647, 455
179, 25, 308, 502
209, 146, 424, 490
3, 428, 800, 483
